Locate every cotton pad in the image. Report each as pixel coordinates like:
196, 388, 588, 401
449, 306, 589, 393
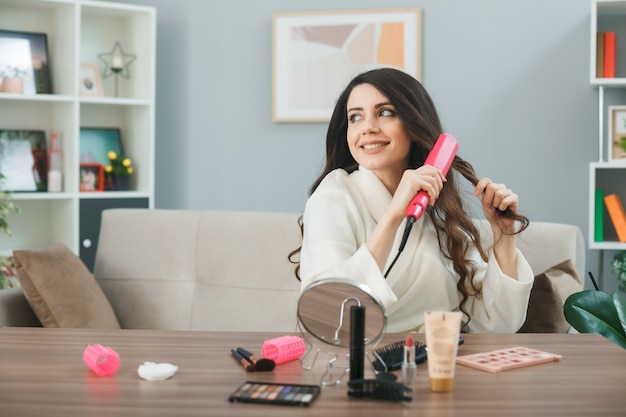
137, 361, 178, 381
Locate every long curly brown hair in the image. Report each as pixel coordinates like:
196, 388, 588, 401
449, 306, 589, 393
288, 68, 528, 323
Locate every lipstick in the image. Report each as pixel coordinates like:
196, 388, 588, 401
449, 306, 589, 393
402, 335, 417, 385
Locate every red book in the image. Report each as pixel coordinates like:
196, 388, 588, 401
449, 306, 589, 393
604, 32, 616, 78
604, 194, 626, 242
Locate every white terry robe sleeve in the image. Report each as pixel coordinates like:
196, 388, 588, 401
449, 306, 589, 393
459, 247, 534, 333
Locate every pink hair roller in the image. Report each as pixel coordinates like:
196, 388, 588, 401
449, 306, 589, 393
261, 335, 305, 365
83, 344, 120, 377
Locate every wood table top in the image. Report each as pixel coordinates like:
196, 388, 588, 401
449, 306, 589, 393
0, 327, 624, 417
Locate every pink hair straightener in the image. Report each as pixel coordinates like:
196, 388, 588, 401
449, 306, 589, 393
384, 134, 458, 278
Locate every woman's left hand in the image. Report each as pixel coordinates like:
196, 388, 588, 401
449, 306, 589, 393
474, 177, 518, 234
475, 177, 520, 278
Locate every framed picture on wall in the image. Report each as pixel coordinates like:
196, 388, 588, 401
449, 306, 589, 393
609, 106, 626, 163
0, 29, 51, 94
272, 8, 422, 122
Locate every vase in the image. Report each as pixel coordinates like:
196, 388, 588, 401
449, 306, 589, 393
111, 175, 130, 191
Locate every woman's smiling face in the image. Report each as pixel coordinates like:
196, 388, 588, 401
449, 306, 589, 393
346, 83, 411, 189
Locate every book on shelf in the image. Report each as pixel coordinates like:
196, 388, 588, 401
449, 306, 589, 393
597, 32, 605, 78
595, 189, 604, 242
604, 32, 616, 78
604, 193, 626, 243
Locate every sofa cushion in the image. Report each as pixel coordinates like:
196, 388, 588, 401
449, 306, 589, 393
13, 243, 120, 329
94, 209, 302, 331
518, 259, 582, 333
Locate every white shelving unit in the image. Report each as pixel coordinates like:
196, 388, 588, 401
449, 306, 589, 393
0, 0, 155, 269
588, 0, 626, 250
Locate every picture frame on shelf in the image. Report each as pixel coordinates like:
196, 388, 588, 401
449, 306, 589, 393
609, 106, 626, 163
79, 127, 122, 167
0, 29, 51, 94
0, 130, 47, 192
79, 163, 104, 192
79, 63, 103, 97
272, 8, 422, 122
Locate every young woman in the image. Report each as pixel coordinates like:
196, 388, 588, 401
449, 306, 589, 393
291, 68, 533, 333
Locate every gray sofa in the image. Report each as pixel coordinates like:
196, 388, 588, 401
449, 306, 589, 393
0, 209, 585, 332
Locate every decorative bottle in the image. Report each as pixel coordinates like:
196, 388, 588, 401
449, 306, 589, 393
47, 132, 63, 192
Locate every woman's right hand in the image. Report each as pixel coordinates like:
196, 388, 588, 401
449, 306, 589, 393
388, 165, 447, 221
367, 165, 446, 272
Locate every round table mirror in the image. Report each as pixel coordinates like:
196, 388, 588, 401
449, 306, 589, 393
297, 278, 386, 348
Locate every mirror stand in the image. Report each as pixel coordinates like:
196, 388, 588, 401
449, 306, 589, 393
296, 278, 387, 386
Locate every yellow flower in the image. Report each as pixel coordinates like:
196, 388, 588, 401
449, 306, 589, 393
106, 150, 134, 177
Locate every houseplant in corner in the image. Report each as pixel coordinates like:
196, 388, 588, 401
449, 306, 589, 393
564, 253, 626, 350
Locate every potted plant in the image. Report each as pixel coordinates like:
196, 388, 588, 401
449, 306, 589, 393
104, 151, 133, 191
0, 66, 27, 94
0, 173, 20, 289
564, 252, 626, 350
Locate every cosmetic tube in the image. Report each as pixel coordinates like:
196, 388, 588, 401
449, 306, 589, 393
424, 311, 462, 392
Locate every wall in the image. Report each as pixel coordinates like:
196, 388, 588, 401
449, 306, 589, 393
107, 0, 618, 291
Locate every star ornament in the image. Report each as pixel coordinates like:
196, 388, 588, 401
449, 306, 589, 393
98, 42, 136, 80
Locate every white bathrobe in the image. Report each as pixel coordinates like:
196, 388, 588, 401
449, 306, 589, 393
300, 166, 533, 333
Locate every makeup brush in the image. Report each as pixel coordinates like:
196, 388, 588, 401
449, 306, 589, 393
236, 347, 276, 372
231, 349, 255, 372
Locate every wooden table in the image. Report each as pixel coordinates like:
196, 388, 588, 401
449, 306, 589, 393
0, 328, 624, 417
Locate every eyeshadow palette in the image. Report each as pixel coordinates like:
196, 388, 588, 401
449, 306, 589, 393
228, 381, 321, 407
456, 346, 562, 374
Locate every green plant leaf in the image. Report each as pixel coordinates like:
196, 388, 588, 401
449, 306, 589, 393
564, 290, 626, 349
612, 292, 626, 335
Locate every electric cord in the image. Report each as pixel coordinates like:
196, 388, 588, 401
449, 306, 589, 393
384, 206, 517, 278
383, 216, 416, 278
